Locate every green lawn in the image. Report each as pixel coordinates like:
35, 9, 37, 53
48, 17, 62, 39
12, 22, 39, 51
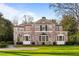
0, 45, 79, 56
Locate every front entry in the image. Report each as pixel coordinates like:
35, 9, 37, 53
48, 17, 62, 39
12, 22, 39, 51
39, 33, 48, 45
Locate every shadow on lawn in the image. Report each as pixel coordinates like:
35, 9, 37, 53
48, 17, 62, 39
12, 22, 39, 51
0, 51, 30, 56
0, 51, 79, 56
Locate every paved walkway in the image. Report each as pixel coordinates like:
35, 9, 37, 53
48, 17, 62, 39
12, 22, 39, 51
0, 47, 38, 51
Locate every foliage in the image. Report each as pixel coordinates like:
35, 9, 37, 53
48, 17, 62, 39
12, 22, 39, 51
0, 13, 13, 42
49, 4, 79, 43
7, 41, 13, 44
60, 15, 78, 35
0, 41, 8, 48
49, 3, 79, 21
22, 15, 33, 24
67, 31, 79, 44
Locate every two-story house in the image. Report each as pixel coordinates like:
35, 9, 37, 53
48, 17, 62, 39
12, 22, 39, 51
13, 17, 68, 45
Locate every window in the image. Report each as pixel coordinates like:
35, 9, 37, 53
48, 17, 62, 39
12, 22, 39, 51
62, 36, 64, 41
46, 36, 48, 41
40, 25, 47, 31
42, 26, 45, 30
45, 25, 47, 31
56, 25, 62, 31
59, 36, 62, 41
39, 35, 48, 42
42, 36, 45, 41
39, 36, 41, 41
58, 36, 64, 41
56, 26, 59, 31
25, 36, 29, 41
40, 25, 42, 31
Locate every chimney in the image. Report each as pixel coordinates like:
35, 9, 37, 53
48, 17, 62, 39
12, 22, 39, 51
42, 17, 46, 20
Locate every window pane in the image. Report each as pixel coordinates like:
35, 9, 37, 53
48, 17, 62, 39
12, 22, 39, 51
39, 36, 41, 41
45, 25, 47, 31
26, 36, 28, 41
46, 36, 48, 41
42, 36, 45, 41
62, 36, 64, 41
40, 25, 42, 31
59, 36, 62, 41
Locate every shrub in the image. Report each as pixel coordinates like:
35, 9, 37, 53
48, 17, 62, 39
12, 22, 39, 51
0, 41, 8, 48
65, 42, 76, 45
68, 31, 79, 45
7, 41, 13, 44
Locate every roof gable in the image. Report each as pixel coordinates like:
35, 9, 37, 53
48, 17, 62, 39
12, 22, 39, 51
35, 17, 56, 24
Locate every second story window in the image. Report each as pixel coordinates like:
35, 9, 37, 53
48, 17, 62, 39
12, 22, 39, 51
56, 25, 62, 31
45, 25, 47, 31
40, 25, 42, 31
40, 25, 47, 31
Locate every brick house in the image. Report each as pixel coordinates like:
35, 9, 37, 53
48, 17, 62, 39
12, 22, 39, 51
13, 17, 68, 45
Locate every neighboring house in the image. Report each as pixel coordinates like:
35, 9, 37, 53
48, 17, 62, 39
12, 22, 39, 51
13, 17, 68, 45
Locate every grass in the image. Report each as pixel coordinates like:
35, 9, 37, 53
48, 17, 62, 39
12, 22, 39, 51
0, 45, 79, 56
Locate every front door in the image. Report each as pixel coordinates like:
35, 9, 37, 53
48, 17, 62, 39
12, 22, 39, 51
39, 35, 48, 43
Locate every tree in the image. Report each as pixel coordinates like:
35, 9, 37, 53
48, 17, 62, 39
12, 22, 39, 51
0, 12, 3, 17
23, 15, 33, 24
49, 3, 79, 44
49, 3, 79, 21
61, 15, 77, 35
12, 16, 18, 25
0, 13, 13, 42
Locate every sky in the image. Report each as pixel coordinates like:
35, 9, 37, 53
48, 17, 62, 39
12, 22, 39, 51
0, 3, 61, 24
